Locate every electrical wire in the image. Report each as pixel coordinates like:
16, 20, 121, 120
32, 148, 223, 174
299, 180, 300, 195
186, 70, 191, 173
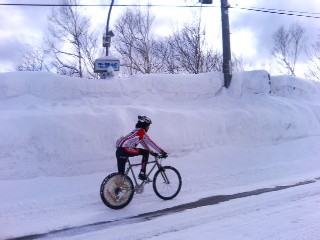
239, 6, 320, 16
0, 2, 319, 19
0, 3, 217, 7
230, 6, 320, 19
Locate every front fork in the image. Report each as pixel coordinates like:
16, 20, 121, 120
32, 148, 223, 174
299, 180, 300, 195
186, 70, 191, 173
157, 164, 170, 184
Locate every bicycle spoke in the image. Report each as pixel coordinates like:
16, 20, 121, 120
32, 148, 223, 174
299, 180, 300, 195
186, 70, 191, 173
100, 173, 134, 209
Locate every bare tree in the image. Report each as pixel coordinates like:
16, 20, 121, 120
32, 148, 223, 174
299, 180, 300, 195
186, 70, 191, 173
206, 50, 223, 72
113, 6, 245, 75
166, 20, 206, 74
113, 6, 162, 75
163, 14, 224, 74
306, 36, 320, 81
271, 22, 307, 76
151, 40, 176, 73
47, 0, 99, 78
16, 44, 50, 72
232, 54, 250, 72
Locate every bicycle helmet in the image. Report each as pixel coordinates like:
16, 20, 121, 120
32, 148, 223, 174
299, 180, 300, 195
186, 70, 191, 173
136, 115, 152, 130
138, 115, 152, 124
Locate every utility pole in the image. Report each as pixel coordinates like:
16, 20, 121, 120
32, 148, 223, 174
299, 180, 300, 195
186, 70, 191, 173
105, 0, 115, 56
220, 0, 232, 88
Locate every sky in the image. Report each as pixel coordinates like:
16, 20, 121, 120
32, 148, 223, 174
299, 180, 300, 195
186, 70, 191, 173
0, 70, 320, 239
0, 0, 319, 76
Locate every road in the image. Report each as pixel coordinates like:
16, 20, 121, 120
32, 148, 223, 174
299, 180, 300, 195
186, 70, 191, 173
10, 178, 320, 240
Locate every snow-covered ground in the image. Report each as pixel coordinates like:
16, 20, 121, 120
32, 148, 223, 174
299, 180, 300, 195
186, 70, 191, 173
0, 70, 320, 239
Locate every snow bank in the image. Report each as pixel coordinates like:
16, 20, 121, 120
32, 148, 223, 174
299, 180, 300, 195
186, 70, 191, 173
0, 72, 122, 100
229, 70, 271, 97
0, 71, 224, 101
0, 71, 319, 180
271, 75, 320, 100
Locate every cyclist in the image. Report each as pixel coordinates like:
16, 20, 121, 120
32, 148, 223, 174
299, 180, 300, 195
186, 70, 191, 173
115, 115, 168, 180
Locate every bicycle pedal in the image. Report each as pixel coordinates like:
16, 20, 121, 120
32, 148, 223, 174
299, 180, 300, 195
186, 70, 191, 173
145, 178, 152, 183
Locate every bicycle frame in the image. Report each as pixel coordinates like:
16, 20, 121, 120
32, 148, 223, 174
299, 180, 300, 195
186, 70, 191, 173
123, 156, 164, 188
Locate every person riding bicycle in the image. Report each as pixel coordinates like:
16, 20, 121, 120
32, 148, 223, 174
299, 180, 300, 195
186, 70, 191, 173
115, 115, 168, 180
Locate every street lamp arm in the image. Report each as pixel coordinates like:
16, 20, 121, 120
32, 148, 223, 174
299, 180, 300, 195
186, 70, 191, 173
106, 0, 115, 56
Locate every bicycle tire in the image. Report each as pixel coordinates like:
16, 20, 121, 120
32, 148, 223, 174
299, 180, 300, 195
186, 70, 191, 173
100, 172, 134, 209
153, 166, 182, 200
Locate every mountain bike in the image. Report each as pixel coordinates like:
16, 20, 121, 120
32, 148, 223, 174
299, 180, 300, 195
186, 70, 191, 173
100, 154, 182, 209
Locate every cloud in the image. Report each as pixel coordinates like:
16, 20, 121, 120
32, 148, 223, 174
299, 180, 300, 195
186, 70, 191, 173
0, 4, 50, 70
229, 0, 320, 62
0, 37, 23, 62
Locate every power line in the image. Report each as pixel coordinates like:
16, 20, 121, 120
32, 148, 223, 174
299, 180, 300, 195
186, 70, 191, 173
0, 3, 217, 7
0, 2, 319, 19
231, 6, 320, 19
244, 6, 320, 16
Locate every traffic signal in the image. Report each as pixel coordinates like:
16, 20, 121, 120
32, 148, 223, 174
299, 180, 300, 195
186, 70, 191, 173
199, 0, 213, 4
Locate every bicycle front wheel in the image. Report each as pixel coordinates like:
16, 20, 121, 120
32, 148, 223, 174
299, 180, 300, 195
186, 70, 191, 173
153, 166, 182, 200
100, 172, 134, 209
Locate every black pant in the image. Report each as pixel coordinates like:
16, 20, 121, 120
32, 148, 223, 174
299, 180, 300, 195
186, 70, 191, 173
116, 147, 149, 174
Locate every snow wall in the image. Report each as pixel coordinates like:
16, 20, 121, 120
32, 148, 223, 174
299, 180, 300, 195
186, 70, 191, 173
0, 70, 319, 179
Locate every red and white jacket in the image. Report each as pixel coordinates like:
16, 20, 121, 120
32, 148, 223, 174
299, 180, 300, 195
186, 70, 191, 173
116, 128, 163, 153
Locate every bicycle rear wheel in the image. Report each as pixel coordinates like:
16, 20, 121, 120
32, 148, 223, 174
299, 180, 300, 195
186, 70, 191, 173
153, 166, 182, 200
100, 172, 134, 209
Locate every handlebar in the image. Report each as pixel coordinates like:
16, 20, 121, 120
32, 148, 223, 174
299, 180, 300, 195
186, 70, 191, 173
152, 152, 168, 159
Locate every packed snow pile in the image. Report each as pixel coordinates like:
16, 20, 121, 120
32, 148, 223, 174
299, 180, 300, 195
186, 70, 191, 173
271, 75, 320, 100
0, 70, 319, 180
0, 71, 224, 100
